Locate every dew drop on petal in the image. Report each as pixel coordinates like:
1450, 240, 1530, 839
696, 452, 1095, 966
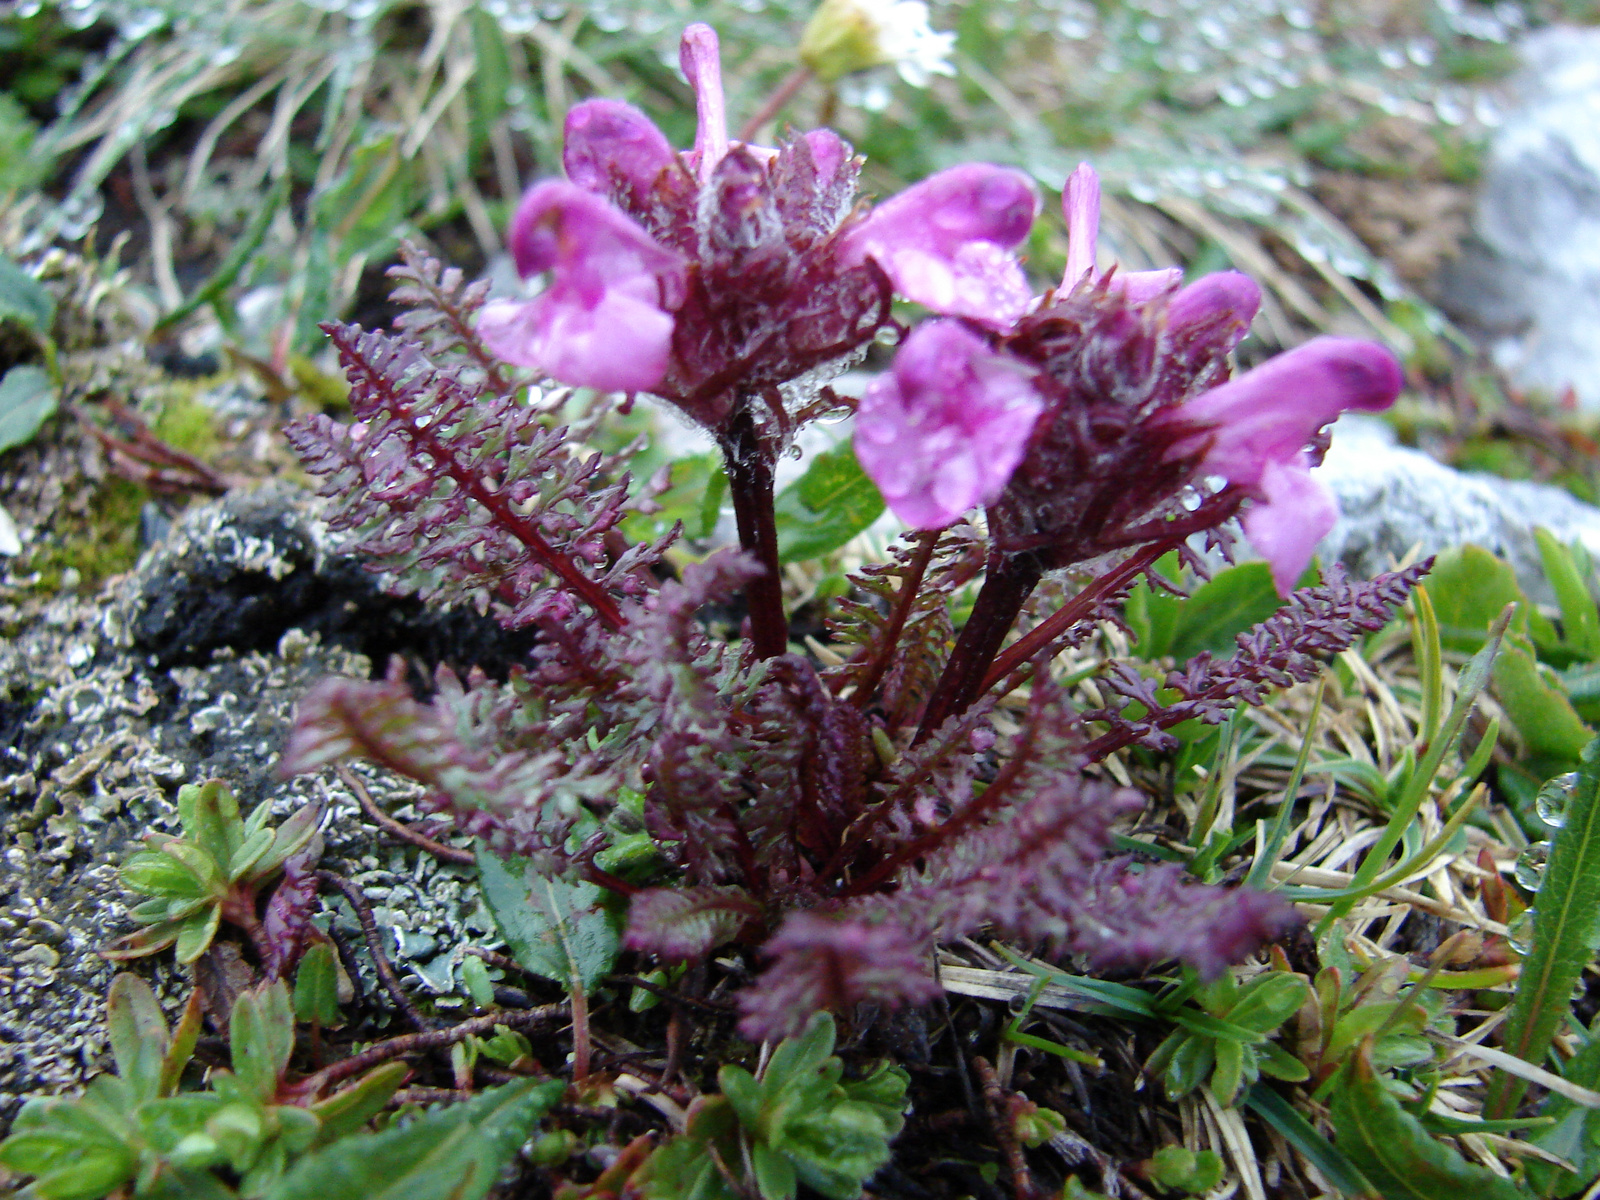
1513, 841, 1550, 892
1534, 771, 1579, 830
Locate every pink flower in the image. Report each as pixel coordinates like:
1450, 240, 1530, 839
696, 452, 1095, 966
477, 182, 687, 393
840, 163, 1040, 327
1159, 336, 1404, 594
482, 21, 1044, 422
855, 320, 1044, 528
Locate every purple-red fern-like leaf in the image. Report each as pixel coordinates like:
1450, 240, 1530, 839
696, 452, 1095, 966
737, 910, 943, 1042
287, 322, 668, 631
623, 885, 761, 959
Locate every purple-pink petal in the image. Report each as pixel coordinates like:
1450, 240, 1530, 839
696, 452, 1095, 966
841, 164, 1039, 327
1111, 267, 1184, 305
1171, 336, 1403, 486
1164, 270, 1262, 373
484, 180, 686, 392
1168, 270, 1261, 337
801, 128, 850, 188
563, 99, 676, 201
1062, 162, 1100, 287
1159, 335, 1403, 596
680, 23, 729, 181
855, 320, 1044, 528
1241, 456, 1339, 596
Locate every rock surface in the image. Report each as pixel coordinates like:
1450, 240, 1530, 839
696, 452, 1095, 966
0, 484, 540, 1128
1315, 416, 1600, 599
1436, 24, 1600, 407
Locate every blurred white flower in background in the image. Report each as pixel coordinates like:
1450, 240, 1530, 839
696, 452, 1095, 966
800, 0, 957, 86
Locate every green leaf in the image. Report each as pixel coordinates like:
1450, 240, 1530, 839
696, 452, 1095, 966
1331, 1047, 1528, 1200
1256, 1040, 1310, 1082
461, 955, 496, 1008
622, 452, 724, 544
719, 1065, 762, 1130
0, 365, 58, 455
1425, 545, 1546, 653
773, 442, 884, 564
1486, 737, 1600, 1119
1222, 973, 1310, 1036
1166, 562, 1286, 662
293, 943, 341, 1027
2, 1143, 136, 1200
0, 255, 54, 336
1124, 554, 1184, 659
1534, 528, 1600, 660
751, 1140, 798, 1200
161, 989, 204, 1098
256, 800, 323, 880
474, 845, 621, 994
265, 1078, 562, 1200
308, 1062, 408, 1147
231, 981, 295, 1104
637, 1097, 742, 1200
748, 1015, 908, 1200
173, 905, 222, 964
1149, 1146, 1225, 1194
1209, 1038, 1246, 1106
106, 973, 168, 1104
182, 779, 244, 868
228, 826, 276, 882
1491, 636, 1590, 761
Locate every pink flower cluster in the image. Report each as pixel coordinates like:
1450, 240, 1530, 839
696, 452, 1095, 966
479, 24, 1403, 598
480, 23, 1037, 439
853, 162, 1404, 595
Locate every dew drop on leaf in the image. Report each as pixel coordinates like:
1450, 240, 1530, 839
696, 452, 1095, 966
1506, 909, 1536, 956
1513, 841, 1550, 892
1534, 771, 1579, 830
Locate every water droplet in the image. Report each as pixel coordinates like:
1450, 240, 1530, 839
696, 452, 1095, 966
1514, 841, 1551, 891
1535, 771, 1579, 829
1507, 909, 1536, 956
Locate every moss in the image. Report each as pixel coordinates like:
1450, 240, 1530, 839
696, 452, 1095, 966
27, 476, 147, 593
148, 389, 223, 459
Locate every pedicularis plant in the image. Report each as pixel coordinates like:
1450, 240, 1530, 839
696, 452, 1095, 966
280, 23, 1423, 1041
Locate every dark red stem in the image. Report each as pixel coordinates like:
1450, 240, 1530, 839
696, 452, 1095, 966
979, 538, 1176, 694
721, 400, 789, 659
737, 66, 813, 143
915, 553, 1042, 743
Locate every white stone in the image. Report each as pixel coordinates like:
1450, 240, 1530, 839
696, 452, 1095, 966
1437, 26, 1600, 406
1313, 416, 1600, 601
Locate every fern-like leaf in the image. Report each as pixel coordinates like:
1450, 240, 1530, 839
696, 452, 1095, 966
287, 323, 674, 631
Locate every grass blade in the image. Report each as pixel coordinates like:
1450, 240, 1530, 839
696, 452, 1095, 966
1247, 675, 1325, 889
1245, 1082, 1369, 1199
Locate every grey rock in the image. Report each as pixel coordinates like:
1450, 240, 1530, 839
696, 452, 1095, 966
1314, 416, 1600, 599
0, 485, 540, 1130
1436, 25, 1600, 406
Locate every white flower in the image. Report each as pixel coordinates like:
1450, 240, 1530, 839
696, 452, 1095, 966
867, 0, 956, 85
799, 0, 956, 86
